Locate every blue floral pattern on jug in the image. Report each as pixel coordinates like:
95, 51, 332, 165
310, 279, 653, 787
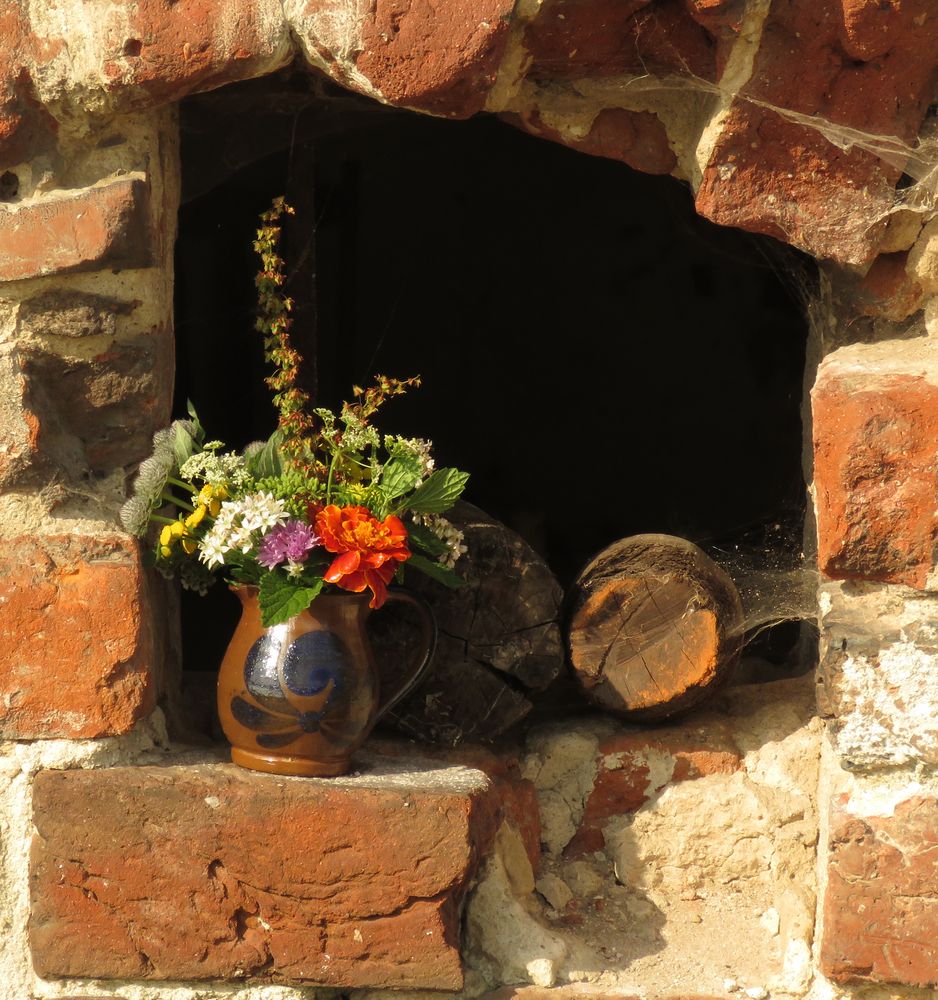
229, 627, 349, 749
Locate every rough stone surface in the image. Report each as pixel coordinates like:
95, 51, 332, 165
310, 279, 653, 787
821, 779, 938, 988
818, 580, 938, 769
855, 252, 925, 322
470, 676, 820, 995
504, 107, 677, 176
0, 178, 152, 282
697, 0, 938, 265
16, 289, 137, 341
564, 719, 742, 857
696, 105, 893, 267
0, 352, 39, 489
812, 337, 938, 588
523, 0, 717, 82
289, 0, 515, 116
0, 534, 157, 739
908, 215, 938, 295
21, 329, 174, 472
29, 756, 521, 988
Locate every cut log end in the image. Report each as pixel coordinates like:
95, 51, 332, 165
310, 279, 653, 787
567, 534, 744, 721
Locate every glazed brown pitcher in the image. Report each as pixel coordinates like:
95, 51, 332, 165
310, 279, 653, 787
217, 587, 436, 777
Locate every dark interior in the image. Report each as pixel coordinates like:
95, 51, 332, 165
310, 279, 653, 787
174, 70, 813, 678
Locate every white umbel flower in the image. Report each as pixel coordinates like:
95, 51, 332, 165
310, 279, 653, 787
198, 492, 288, 566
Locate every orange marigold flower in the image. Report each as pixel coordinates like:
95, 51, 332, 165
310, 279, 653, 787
315, 504, 411, 608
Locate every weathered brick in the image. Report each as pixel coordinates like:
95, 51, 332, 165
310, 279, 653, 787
503, 108, 677, 176
29, 757, 518, 987
817, 581, 938, 770
22, 329, 173, 472
293, 0, 515, 116
821, 787, 938, 988
565, 718, 742, 857
0, 177, 152, 282
0, 353, 39, 489
17, 289, 137, 341
0, 534, 157, 739
812, 338, 938, 588
854, 252, 925, 322
523, 0, 716, 82
99, 0, 291, 105
697, 0, 938, 266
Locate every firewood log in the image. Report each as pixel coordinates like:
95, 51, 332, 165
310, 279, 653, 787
370, 503, 564, 744
566, 534, 744, 721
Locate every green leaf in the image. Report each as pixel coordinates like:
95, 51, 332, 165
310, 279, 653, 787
170, 419, 201, 469
406, 468, 469, 514
246, 430, 285, 479
407, 522, 449, 558
407, 553, 466, 589
381, 455, 424, 500
258, 573, 323, 626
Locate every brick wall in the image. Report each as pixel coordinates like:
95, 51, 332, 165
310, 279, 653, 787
0, 0, 937, 998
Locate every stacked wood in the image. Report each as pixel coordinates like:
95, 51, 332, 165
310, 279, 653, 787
566, 534, 744, 721
370, 503, 564, 745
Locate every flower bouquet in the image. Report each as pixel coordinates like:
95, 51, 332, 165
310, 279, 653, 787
121, 199, 469, 775
121, 199, 468, 627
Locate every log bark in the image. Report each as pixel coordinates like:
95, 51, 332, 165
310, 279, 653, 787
370, 503, 564, 745
566, 534, 744, 721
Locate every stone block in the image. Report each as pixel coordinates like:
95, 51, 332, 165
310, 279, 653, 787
523, 0, 716, 82
503, 108, 677, 177
29, 755, 522, 988
0, 534, 157, 739
292, 0, 515, 116
820, 780, 938, 988
855, 252, 924, 322
21, 329, 173, 472
696, 106, 892, 267
697, 0, 938, 266
564, 718, 742, 857
817, 581, 938, 769
0, 352, 39, 489
0, 177, 152, 282
99, 0, 292, 105
16, 289, 137, 341
812, 338, 938, 588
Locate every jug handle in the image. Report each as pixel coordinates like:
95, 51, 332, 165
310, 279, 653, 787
375, 587, 438, 721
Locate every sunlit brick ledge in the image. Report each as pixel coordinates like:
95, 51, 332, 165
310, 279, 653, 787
29, 750, 534, 989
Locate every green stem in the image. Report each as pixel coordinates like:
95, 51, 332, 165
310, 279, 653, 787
325, 449, 342, 505
166, 476, 195, 493
161, 490, 195, 512
150, 514, 178, 526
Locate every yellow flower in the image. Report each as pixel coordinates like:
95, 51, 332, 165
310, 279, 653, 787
185, 505, 207, 529
181, 537, 197, 555
159, 545, 172, 558
159, 525, 173, 547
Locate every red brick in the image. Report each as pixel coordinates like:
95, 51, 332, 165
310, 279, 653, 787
351, 0, 515, 116
812, 340, 938, 588
820, 790, 938, 988
524, 0, 716, 82
855, 251, 925, 322
504, 108, 676, 176
0, 177, 151, 282
0, 534, 157, 739
30, 758, 513, 987
697, 0, 938, 266
696, 106, 893, 267
565, 719, 741, 857
99, 0, 291, 106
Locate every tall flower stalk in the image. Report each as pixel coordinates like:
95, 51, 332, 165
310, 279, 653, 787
121, 197, 470, 626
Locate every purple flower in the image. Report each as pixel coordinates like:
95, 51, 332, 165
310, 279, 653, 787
257, 519, 321, 570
